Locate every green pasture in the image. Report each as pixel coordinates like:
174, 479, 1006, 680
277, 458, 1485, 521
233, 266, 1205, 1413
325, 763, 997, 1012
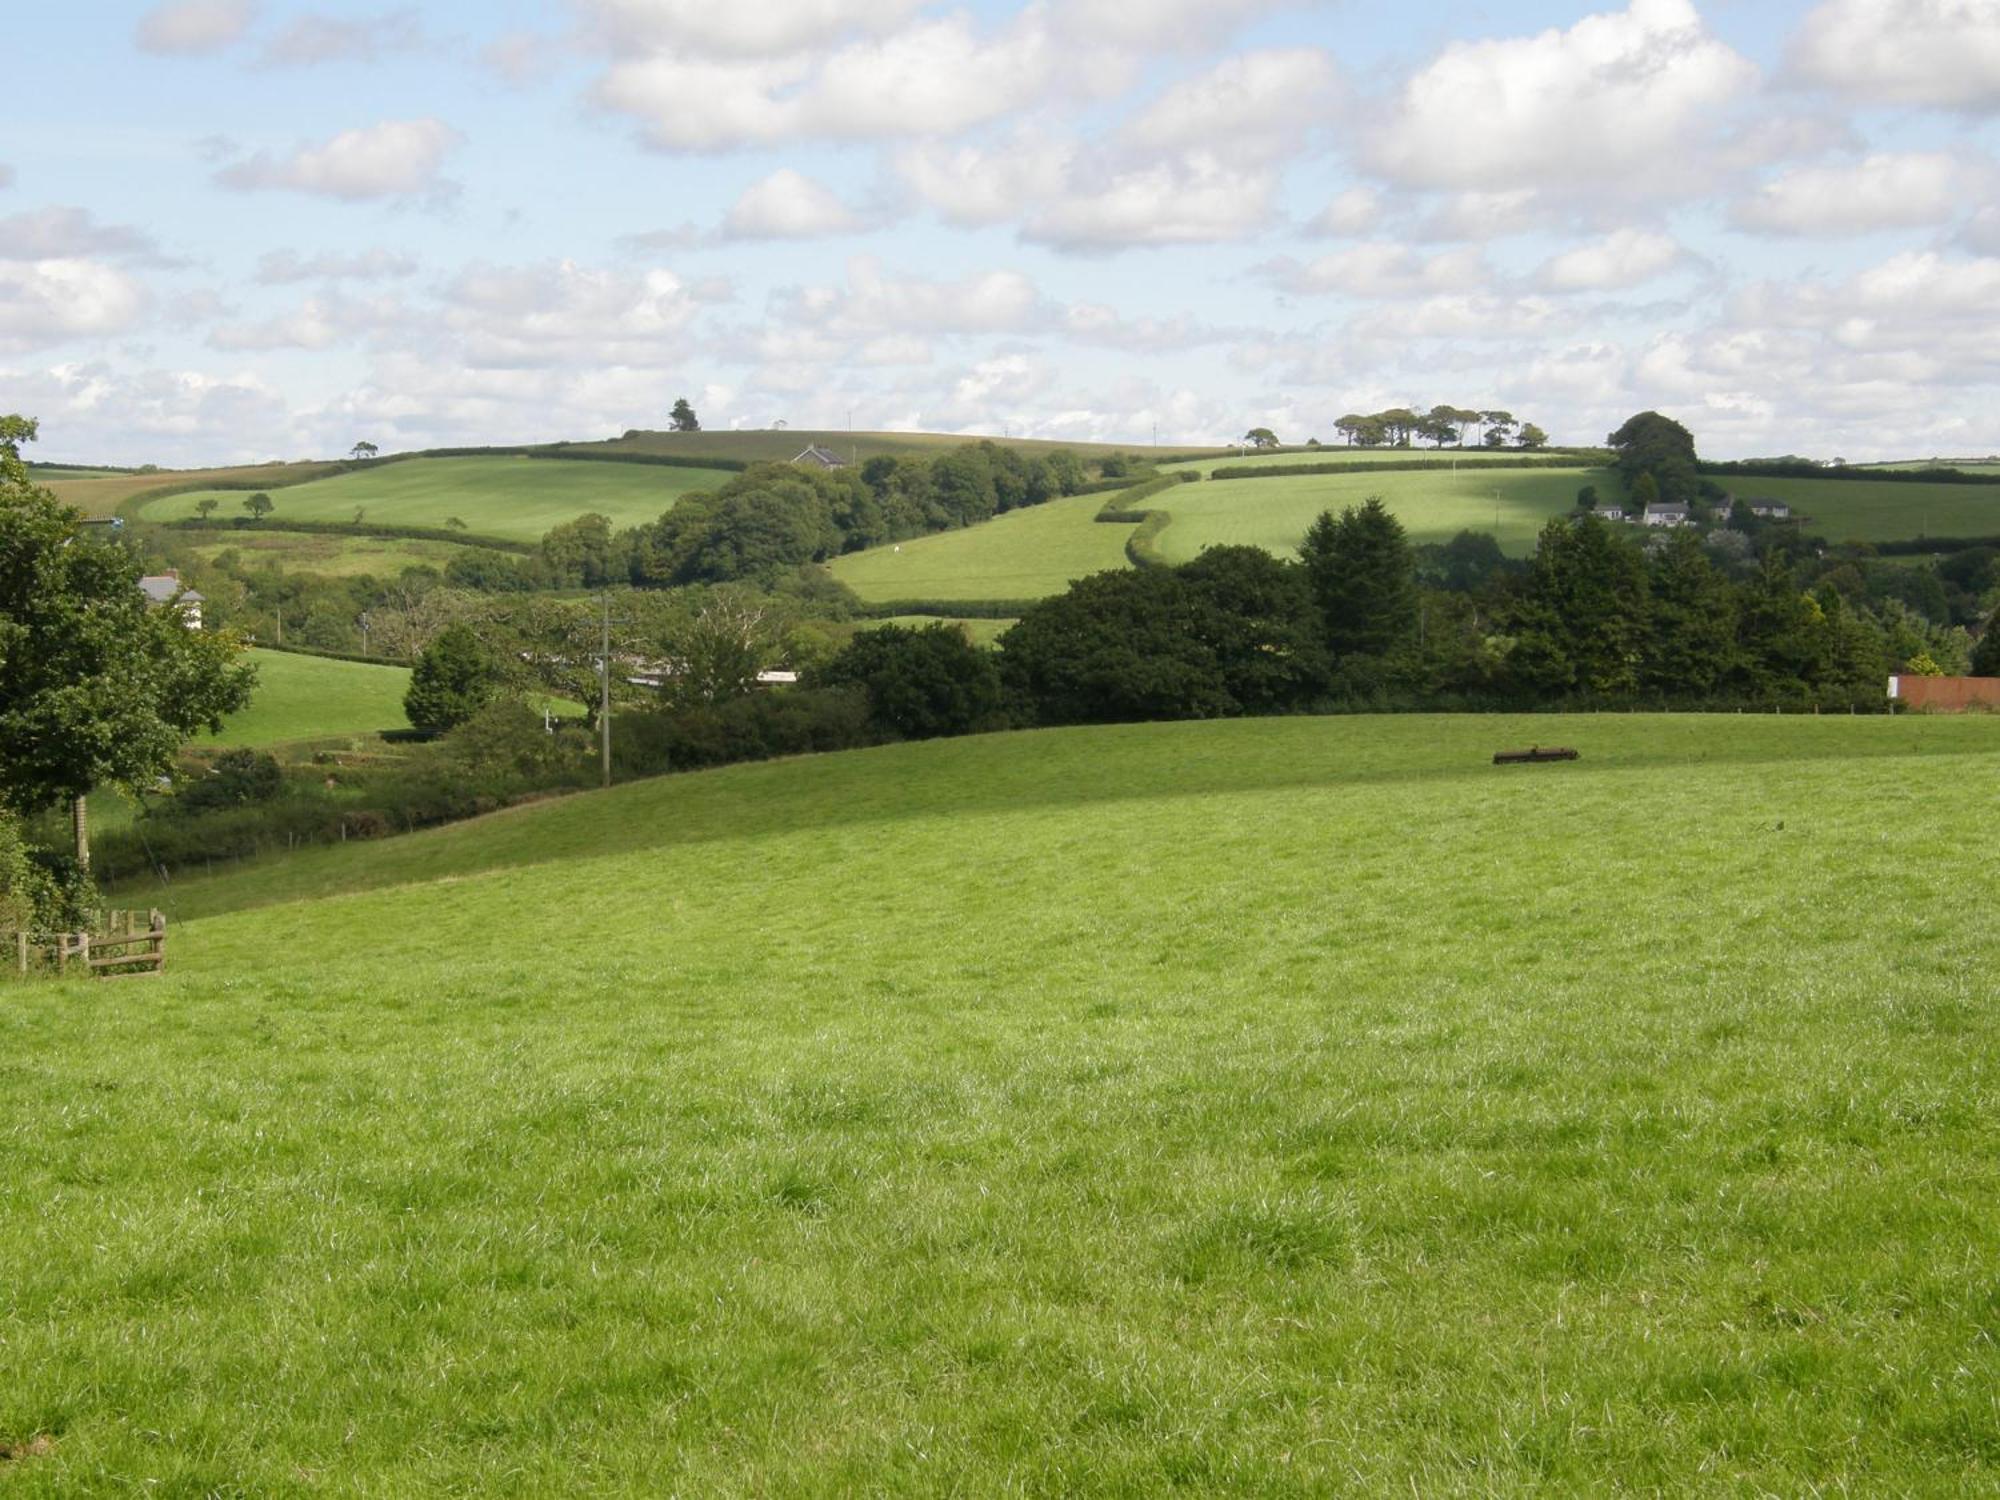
827, 489, 1131, 603
1856, 460, 2000, 474
45, 461, 339, 519
1722, 476, 2000, 540
6, 713, 1996, 1492
181, 530, 494, 579
135, 457, 735, 542
203, 648, 412, 748
587, 429, 1223, 467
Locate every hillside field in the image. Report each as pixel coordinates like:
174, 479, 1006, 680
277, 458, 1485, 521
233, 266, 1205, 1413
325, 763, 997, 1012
5, 713, 1997, 1492
179, 530, 499, 579
204, 648, 412, 747
45, 461, 342, 519
1148, 466, 1619, 561
827, 488, 1131, 603
1161, 448, 1601, 477
134, 457, 736, 542
1715, 475, 2000, 541
585, 429, 1225, 467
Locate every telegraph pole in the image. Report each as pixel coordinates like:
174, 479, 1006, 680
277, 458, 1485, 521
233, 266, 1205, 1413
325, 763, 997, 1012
598, 590, 612, 789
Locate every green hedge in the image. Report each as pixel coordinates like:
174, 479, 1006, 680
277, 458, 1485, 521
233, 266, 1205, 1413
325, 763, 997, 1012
1703, 460, 2000, 486
1208, 454, 1606, 482
156, 518, 535, 554
857, 599, 1039, 619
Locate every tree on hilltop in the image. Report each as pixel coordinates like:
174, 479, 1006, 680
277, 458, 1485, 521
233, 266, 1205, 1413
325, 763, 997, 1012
1516, 422, 1549, 450
670, 397, 700, 433
350, 440, 378, 461
1481, 410, 1516, 448
1607, 411, 1698, 505
1243, 427, 1280, 449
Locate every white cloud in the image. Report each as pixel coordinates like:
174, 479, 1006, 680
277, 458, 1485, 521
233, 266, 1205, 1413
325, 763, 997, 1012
1963, 204, 2000, 254
723, 170, 866, 238
255, 248, 417, 283
0, 261, 150, 352
1730, 151, 1987, 235
1024, 155, 1280, 250
0, 208, 158, 262
135, 0, 257, 55
1535, 228, 1686, 290
216, 119, 462, 201
440, 261, 712, 367
1788, 0, 2000, 112
1370, 0, 1757, 195
258, 9, 421, 67
1122, 48, 1340, 167
577, 0, 926, 58
593, 11, 1065, 148
773, 258, 1048, 339
1307, 187, 1383, 236
894, 135, 1074, 227
1053, 0, 1297, 49
1255, 244, 1490, 298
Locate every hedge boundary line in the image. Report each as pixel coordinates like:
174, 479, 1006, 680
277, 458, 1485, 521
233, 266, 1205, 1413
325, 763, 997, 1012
1086, 471, 1200, 569
856, 599, 1038, 619
1702, 460, 2000, 487
156, 518, 536, 554
247, 640, 412, 667
1207, 454, 1608, 482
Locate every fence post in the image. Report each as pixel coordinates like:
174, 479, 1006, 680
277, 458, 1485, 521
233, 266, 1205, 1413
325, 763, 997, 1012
15, 931, 26, 977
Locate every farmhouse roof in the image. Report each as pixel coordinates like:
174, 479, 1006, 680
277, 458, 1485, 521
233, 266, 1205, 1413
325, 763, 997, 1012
139, 573, 203, 606
1644, 503, 1690, 517
793, 444, 847, 469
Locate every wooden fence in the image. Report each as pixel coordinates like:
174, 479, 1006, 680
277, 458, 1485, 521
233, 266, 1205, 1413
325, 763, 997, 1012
9, 909, 168, 979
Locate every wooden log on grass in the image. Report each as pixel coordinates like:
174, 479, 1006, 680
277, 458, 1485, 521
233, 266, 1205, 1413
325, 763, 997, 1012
1493, 747, 1581, 765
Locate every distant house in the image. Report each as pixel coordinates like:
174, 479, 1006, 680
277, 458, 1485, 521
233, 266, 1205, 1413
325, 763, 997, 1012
1595, 499, 1628, 521
1746, 498, 1792, 519
793, 444, 848, 470
1642, 503, 1691, 528
138, 570, 203, 629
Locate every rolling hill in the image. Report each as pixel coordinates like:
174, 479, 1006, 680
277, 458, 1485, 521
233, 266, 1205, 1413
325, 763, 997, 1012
6, 712, 1992, 1491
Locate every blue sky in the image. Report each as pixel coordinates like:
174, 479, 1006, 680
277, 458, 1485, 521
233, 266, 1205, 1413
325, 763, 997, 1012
4, 0, 1998, 464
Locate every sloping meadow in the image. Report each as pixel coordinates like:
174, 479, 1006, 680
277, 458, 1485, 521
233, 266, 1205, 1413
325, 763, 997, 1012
2, 714, 1997, 1493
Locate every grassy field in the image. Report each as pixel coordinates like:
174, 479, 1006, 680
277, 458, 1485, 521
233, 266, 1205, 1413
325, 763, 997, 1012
179, 530, 496, 578
204, 648, 412, 747
5, 713, 1996, 1492
1149, 467, 1617, 561
134, 457, 735, 542
1718, 475, 2000, 541
828, 489, 1132, 602
585, 429, 1225, 467
45, 462, 341, 519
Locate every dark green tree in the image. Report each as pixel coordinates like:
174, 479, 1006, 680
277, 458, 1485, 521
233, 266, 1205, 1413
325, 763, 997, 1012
1178, 546, 1331, 713
1, 414, 255, 845
999, 569, 1229, 725
1607, 411, 1699, 507
1243, 427, 1280, 449
243, 491, 274, 522
814, 623, 1003, 740
1641, 530, 1737, 699
669, 397, 700, 432
1508, 514, 1649, 699
404, 622, 503, 734
1970, 608, 2000, 676
1298, 498, 1419, 662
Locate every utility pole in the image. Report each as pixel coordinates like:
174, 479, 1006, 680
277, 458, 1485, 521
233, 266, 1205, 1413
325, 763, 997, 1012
598, 590, 613, 789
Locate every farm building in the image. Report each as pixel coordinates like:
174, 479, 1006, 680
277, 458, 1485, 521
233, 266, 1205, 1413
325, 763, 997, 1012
138, 571, 203, 629
1888, 675, 2000, 712
793, 444, 848, 470
1642, 503, 1691, 528
1747, 498, 1792, 519
1595, 500, 1628, 521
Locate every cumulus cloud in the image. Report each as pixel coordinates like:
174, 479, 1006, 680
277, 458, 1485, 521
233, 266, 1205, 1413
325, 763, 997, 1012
1369, 0, 1757, 196
1307, 187, 1383, 236
1254, 244, 1490, 298
215, 118, 463, 201
0, 261, 150, 352
772, 258, 1049, 339
723, 169, 867, 238
1535, 228, 1687, 290
1731, 151, 1988, 234
440, 260, 715, 367
1121, 48, 1340, 167
1054, 0, 1299, 49
135, 0, 257, 55
0, 208, 159, 262
258, 8, 422, 67
577, 0, 926, 57
255, 248, 417, 283
1788, 0, 2000, 112
592, 10, 1076, 149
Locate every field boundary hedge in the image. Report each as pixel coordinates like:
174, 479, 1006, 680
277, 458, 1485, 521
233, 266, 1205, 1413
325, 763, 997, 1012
857, 599, 1038, 619
248, 641, 413, 668
1703, 460, 2000, 486
1207, 454, 1607, 482
154, 518, 536, 554
1087, 472, 1200, 569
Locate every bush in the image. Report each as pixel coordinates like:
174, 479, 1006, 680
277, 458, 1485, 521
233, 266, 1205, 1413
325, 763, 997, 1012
0, 815, 92, 933
405, 623, 502, 734
812, 624, 1005, 740
178, 748, 283, 812
617, 686, 873, 775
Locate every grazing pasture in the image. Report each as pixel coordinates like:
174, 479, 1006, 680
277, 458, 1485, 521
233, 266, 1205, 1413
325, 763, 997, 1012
135, 456, 736, 542
585, 428, 1224, 467
203, 648, 412, 748
45, 461, 341, 519
827, 489, 1131, 603
1714, 475, 2000, 541
1144, 466, 1618, 561
863, 614, 1016, 646
7, 713, 1995, 1493
179, 530, 495, 578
